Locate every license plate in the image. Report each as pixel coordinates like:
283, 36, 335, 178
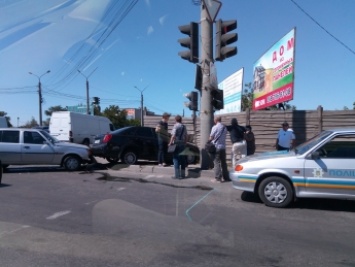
94, 140, 100, 144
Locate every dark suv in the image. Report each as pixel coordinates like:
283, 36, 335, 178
91, 126, 199, 165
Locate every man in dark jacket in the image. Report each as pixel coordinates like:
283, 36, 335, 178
156, 112, 170, 166
226, 118, 246, 166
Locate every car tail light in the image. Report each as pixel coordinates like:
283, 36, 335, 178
103, 134, 113, 143
235, 165, 243, 172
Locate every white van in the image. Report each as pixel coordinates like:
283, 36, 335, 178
0, 117, 8, 128
49, 111, 114, 145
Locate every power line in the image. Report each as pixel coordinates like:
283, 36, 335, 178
290, 0, 355, 55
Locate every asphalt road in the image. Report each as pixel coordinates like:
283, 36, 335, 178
1, 165, 355, 267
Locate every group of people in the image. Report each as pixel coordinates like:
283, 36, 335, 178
210, 117, 295, 182
156, 112, 188, 179
209, 116, 256, 182
156, 112, 296, 182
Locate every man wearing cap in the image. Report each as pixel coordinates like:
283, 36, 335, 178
276, 122, 296, 151
156, 112, 171, 166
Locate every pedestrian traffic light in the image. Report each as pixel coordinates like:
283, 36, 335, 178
93, 96, 100, 105
215, 19, 237, 62
178, 22, 199, 63
184, 91, 198, 111
211, 88, 224, 110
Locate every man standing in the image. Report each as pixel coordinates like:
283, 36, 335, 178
156, 112, 170, 166
168, 115, 187, 179
276, 121, 296, 151
226, 118, 246, 166
209, 116, 229, 182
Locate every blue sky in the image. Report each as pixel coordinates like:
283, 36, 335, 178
0, 0, 354, 126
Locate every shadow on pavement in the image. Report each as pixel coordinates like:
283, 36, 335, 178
240, 191, 355, 212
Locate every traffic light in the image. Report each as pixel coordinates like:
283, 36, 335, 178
194, 64, 202, 91
178, 22, 199, 63
92, 96, 100, 105
211, 88, 224, 110
215, 19, 237, 62
184, 91, 198, 111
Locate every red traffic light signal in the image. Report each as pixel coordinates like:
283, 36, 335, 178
215, 19, 238, 62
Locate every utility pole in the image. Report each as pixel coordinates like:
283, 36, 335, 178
78, 67, 98, 115
199, 3, 214, 170
29, 70, 51, 126
134, 85, 149, 126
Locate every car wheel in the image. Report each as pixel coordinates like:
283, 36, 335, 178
63, 155, 81, 171
258, 176, 293, 208
187, 155, 196, 165
122, 151, 137, 165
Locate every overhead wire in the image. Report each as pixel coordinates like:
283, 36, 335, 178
290, 0, 355, 55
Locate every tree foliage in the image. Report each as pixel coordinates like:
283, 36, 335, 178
22, 117, 39, 128
45, 105, 67, 116
102, 105, 140, 129
0, 111, 12, 127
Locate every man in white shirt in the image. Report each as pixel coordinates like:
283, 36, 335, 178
276, 121, 295, 151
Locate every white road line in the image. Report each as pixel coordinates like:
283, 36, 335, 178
0, 225, 30, 238
84, 200, 99, 205
46, 210, 71, 220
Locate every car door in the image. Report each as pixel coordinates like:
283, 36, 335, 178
0, 130, 21, 164
303, 133, 355, 197
21, 130, 55, 164
135, 127, 158, 160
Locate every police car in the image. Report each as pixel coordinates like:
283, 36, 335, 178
230, 128, 355, 208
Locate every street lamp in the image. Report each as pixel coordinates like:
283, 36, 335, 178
134, 85, 149, 127
29, 70, 51, 126
77, 67, 98, 115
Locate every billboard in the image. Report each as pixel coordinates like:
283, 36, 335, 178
216, 68, 244, 114
252, 28, 296, 110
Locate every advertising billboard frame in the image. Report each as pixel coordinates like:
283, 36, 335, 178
216, 67, 244, 115
252, 28, 296, 110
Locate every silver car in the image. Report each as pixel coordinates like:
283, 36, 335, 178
230, 128, 355, 208
0, 128, 92, 171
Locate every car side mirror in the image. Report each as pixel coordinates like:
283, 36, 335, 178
311, 151, 320, 159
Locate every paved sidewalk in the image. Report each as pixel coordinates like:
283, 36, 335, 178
93, 157, 229, 188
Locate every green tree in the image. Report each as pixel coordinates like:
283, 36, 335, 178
0, 111, 12, 127
22, 117, 39, 128
241, 82, 253, 111
102, 105, 140, 129
45, 105, 67, 117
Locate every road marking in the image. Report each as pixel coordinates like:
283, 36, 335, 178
117, 187, 125, 191
84, 200, 99, 205
0, 225, 30, 238
46, 210, 71, 220
185, 189, 215, 221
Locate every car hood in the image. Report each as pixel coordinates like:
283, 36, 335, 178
237, 150, 296, 164
54, 141, 88, 150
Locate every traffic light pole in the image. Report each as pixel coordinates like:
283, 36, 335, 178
199, 3, 214, 170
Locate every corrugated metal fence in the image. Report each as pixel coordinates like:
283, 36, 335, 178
144, 106, 355, 161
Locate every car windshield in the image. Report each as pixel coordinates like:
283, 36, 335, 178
40, 129, 59, 143
294, 130, 333, 155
